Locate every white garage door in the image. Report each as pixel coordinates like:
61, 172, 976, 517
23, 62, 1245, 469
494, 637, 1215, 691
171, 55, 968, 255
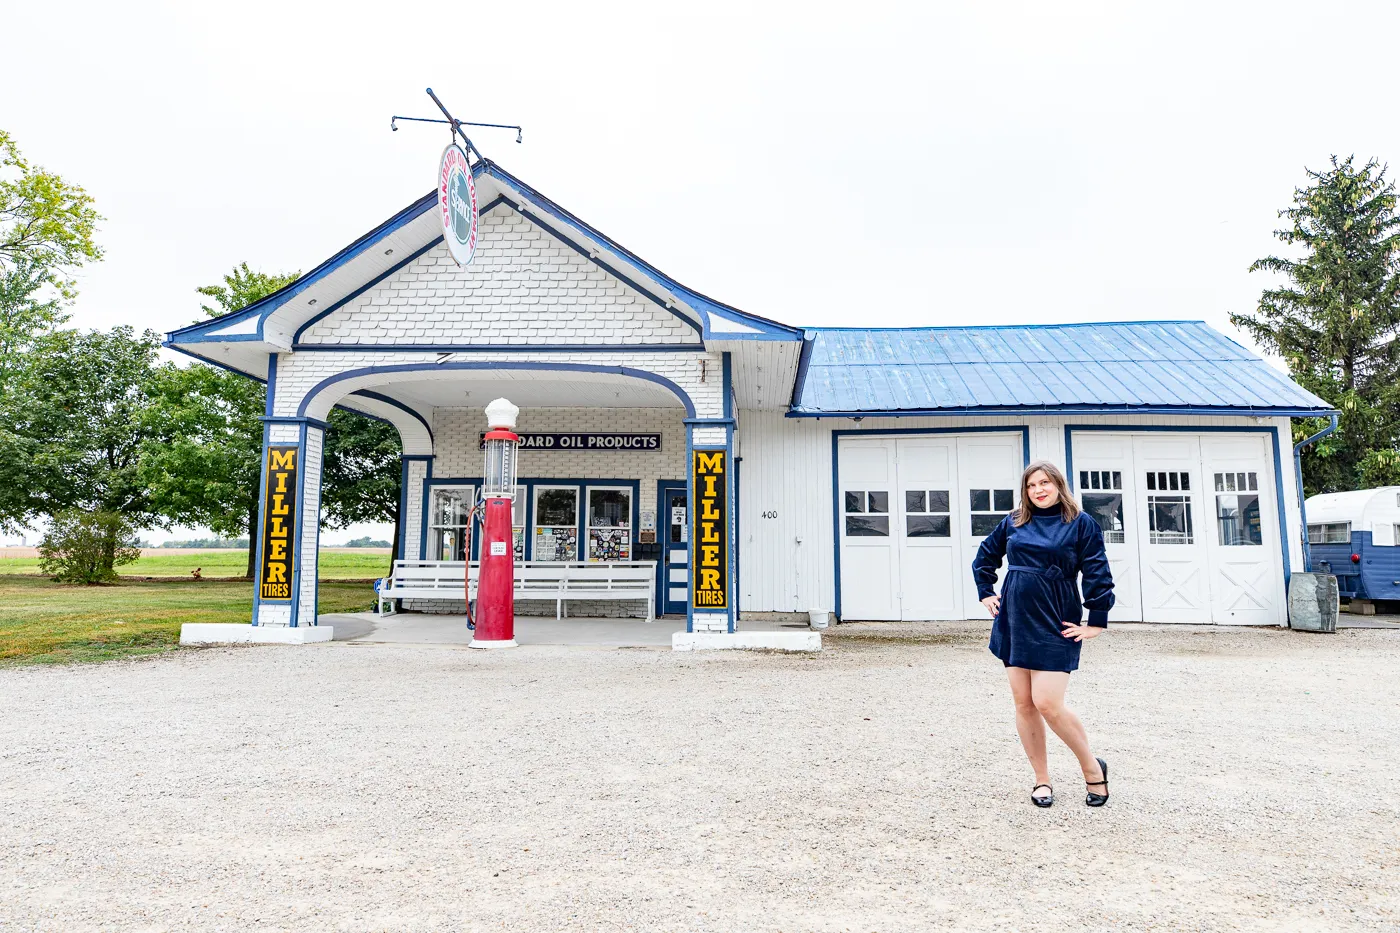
1071, 432, 1282, 625
838, 433, 1022, 621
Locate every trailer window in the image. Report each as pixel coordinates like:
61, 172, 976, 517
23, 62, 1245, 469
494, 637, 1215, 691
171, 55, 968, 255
1306, 522, 1351, 544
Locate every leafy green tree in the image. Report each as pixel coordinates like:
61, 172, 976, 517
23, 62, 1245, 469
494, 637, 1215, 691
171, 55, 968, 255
0, 130, 103, 300
0, 256, 65, 378
39, 511, 142, 584
4, 327, 165, 567
1231, 155, 1400, 495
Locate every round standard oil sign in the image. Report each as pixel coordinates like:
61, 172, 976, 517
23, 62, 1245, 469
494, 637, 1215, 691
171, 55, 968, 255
438, 143, 478, 266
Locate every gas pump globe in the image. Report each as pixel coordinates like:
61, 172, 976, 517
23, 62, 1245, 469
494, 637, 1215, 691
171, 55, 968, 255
470, 398, 521, 648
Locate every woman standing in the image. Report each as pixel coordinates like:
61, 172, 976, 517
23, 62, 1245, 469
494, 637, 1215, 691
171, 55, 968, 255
972, 460, 1115, 808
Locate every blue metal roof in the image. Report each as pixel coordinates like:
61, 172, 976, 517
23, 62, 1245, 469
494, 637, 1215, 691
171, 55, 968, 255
790, 321, 1335, 417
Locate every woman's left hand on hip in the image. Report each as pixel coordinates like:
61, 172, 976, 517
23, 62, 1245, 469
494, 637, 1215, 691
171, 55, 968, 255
1060, 622, 1103, 642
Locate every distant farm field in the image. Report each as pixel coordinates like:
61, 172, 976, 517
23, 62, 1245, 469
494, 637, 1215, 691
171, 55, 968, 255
0, 548, 392, 579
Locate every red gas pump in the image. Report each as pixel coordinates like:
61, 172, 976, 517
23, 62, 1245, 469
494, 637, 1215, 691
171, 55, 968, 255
469, 398, 521, 648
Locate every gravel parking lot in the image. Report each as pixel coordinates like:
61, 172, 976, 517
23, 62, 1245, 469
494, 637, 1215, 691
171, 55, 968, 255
2, 622, 1398, 932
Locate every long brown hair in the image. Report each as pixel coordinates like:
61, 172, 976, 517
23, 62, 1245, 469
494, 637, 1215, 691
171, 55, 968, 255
1012, 460, 1081, 526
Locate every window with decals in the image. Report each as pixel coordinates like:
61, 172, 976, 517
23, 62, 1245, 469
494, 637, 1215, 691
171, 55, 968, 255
1214, 472, 1261, 546
1146, 471, 1193, 544
844, 490, 890, 537
533, 486, 578, 561
969, 488, 1014, 536
1079, 470, 1125, 544
587, 487, 632, 562
904, 489, 951, 537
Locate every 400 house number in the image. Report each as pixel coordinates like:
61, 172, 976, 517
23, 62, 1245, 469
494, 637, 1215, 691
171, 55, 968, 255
761, 510, 778, 519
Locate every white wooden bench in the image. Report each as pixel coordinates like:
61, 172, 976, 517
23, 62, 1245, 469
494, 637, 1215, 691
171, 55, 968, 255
377, 560, 656, 622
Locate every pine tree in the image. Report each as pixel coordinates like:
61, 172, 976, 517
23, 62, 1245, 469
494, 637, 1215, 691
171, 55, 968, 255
1231, 155, 1400, 495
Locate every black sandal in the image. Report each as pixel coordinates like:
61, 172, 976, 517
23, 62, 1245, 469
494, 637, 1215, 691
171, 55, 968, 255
1030, 783, 1054, 808
1085, 757, 1109, 807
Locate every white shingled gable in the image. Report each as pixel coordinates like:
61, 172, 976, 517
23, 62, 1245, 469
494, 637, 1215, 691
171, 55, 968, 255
298, 207, 701, 347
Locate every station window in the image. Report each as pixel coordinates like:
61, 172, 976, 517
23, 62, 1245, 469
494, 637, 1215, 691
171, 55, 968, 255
1079, 471, 1125, 544
969, 488, 1014, 536
587, 487, 632, 561
904, 489, 950, 537
428, 486, 475, 561
844, 490, 889, 536
1213, 472, 1261, 546
511, 486, 526, 561
1146, 471, 1193, 545
533, 486, 578, 561
1306, 522, 1351, 545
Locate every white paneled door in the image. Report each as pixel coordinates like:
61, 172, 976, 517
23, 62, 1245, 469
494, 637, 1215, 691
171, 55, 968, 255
839, 433, 1022, 621
1134, 435, 1212, 623
1201, 436, 1280, 625
838, 440, 900, 621
1072, 435, 1143, 622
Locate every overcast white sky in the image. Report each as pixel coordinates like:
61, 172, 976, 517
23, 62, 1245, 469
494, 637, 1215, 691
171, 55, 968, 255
5, 0, 1397, 542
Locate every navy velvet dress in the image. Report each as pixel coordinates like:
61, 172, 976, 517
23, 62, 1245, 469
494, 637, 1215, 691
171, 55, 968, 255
971, 502, 1115, 672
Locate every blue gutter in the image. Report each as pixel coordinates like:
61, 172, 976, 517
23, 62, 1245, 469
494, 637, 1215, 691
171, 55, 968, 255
1294, 413, 1339, 574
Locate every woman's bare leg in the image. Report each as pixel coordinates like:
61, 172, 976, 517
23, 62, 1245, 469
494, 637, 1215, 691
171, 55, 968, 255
1006, 667, 1050, 787
1029, 670, 1105, 785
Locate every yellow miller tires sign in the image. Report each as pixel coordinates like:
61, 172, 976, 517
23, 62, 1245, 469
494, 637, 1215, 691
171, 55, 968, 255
691, 449, 728, 610
258, 446, 299, 601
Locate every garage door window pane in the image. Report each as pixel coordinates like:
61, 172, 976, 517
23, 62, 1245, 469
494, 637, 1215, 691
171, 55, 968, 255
867, 491, 889, 514
908, 515, 951, 537
905, 490, 926, 513
969, 489, 991, 511
845, 491, 865, 513
970, 513, 1002, 536
928, 489, 949, 512
993, 489, 1014, 511
1216, 493, 1262, 546
1147, 495, 1194, 544
1082, 493, 1125, 544
846, 516, 889, 536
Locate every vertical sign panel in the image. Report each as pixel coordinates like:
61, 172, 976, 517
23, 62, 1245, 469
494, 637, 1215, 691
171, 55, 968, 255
259, 446, 299, 601
691, 449, 729, 610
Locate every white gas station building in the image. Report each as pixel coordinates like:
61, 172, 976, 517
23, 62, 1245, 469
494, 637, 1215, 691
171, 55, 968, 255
167, 158, 1335, 638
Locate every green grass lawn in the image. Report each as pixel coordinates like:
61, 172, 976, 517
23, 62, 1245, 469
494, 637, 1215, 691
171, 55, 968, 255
0, 549, 392, 579
0, 575, 377, 666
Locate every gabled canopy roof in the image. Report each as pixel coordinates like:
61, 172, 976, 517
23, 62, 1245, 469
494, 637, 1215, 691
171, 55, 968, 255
166, 160, 800, 364
790, 321, 1336, 417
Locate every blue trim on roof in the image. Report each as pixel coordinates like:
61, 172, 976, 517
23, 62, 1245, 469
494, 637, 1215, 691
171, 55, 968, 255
288, 343, 706, 353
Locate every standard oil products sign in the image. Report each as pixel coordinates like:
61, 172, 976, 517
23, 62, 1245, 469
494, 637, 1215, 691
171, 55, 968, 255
258, 447, 299, 601
478, 433, 661, 451
691, 449, 728, 609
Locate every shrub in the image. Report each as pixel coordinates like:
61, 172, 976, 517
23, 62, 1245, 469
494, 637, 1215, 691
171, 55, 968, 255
37, 511, 143, 584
